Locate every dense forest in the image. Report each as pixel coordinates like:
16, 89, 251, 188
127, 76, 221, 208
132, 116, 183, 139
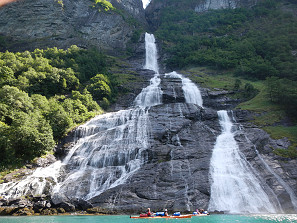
0, 46, 124, 169
155, 0, 297, 119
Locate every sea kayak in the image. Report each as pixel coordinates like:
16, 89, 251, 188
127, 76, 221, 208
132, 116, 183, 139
192, 213, 209, 216
130, 215, 192, 219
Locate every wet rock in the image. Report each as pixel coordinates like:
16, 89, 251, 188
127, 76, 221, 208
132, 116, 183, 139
161, 77, 185, 104
34, 201, 47, 209
12, 207, 34, 216
34, 155, 57, 168
41, 208, 58, 215
86, 207, 116, 215
0, 207, 18, 215
59, 202, 76, 212
71, 198, 93, 211
57, 208, 66, 213
0, 199, 8, 206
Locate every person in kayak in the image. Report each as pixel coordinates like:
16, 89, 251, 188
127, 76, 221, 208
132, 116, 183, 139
139, 208, 153, 217
164, 209, 168, 216
147, 208, 153, 216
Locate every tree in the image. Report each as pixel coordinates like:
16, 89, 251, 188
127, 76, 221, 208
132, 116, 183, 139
0, 85, 34, 113
46, 99, 73, 139
265, 76, 280, 102
233, 79, 242, 91
10, 111, 55, 161
87, 74, 111, 100
243, 83, 259, 99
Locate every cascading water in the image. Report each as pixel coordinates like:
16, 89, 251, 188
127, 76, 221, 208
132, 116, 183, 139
142, 0, 151, 9
52, 108, 151, 200
233, 111, 297, 213
165, 71, 203, 107
208, 110, 278, 214
144, 33, 159, 73
134, 33, 162, 107
0, 33, 162, 201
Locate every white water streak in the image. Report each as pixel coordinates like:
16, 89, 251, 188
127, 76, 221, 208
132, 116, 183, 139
165, 71, 203, 107
142, 0, 151, 9
209, 110, 277, 214
144, 33, 159, 73
135, 33, 162, 107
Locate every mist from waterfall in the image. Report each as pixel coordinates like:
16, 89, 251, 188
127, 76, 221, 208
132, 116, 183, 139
0, 33, 162, 201
208, 110, 278, 214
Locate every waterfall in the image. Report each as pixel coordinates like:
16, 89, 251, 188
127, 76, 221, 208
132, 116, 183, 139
51, 108, 151, 200
144, 33, 159, 73
0, 33, 162, 201
135, 33, 162, 107
165, 71, 203, 107
208, 110, 278, 214
142, 0, 151, 9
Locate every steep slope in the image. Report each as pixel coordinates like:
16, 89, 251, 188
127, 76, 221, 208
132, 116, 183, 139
146, 0, 258, 30
0, 0, 145, 54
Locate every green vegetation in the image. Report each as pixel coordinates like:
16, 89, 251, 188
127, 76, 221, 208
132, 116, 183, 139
154, 0, 297, 158
184, 67, 297, 158
55, 0, 64, 8
155, 0, 297, 118
0, 46, 134, 169
92, 0, 115, 12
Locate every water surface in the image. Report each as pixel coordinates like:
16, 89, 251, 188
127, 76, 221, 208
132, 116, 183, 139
0, 214, 296, 223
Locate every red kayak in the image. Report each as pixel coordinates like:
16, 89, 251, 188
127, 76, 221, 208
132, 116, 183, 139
130, 215, 192, 219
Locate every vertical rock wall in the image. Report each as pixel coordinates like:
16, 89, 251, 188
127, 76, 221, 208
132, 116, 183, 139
0, 0, 145, 53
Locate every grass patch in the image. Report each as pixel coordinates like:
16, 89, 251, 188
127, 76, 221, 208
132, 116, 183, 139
182, 67, 238, 90
183, 66, 297, 159
263, 126, 297, 143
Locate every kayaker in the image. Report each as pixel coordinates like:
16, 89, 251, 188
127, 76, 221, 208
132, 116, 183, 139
147, 208, 153, 216
164, 209, 168, 216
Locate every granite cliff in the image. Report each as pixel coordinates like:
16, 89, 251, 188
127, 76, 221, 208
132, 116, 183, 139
0, 0, 145, 54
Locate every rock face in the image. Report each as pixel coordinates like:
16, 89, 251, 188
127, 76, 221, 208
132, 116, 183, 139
0, 0, 145, 53
194, 0, 258, 12
146, 0, 259, 30
89, 75, 220, 213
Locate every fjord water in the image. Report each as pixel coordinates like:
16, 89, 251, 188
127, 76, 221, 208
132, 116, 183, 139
209, 111, 279, 213
1, 214, 297, 223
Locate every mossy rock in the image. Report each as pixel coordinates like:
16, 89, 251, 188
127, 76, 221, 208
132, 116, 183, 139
57, 207, 66, 213
41, 208, 58, 215
0, 207, 18, 215
12, 207, 34, 216
86, 207, 115, 214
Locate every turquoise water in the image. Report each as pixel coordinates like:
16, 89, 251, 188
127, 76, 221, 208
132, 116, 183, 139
0, 215, 296, 223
